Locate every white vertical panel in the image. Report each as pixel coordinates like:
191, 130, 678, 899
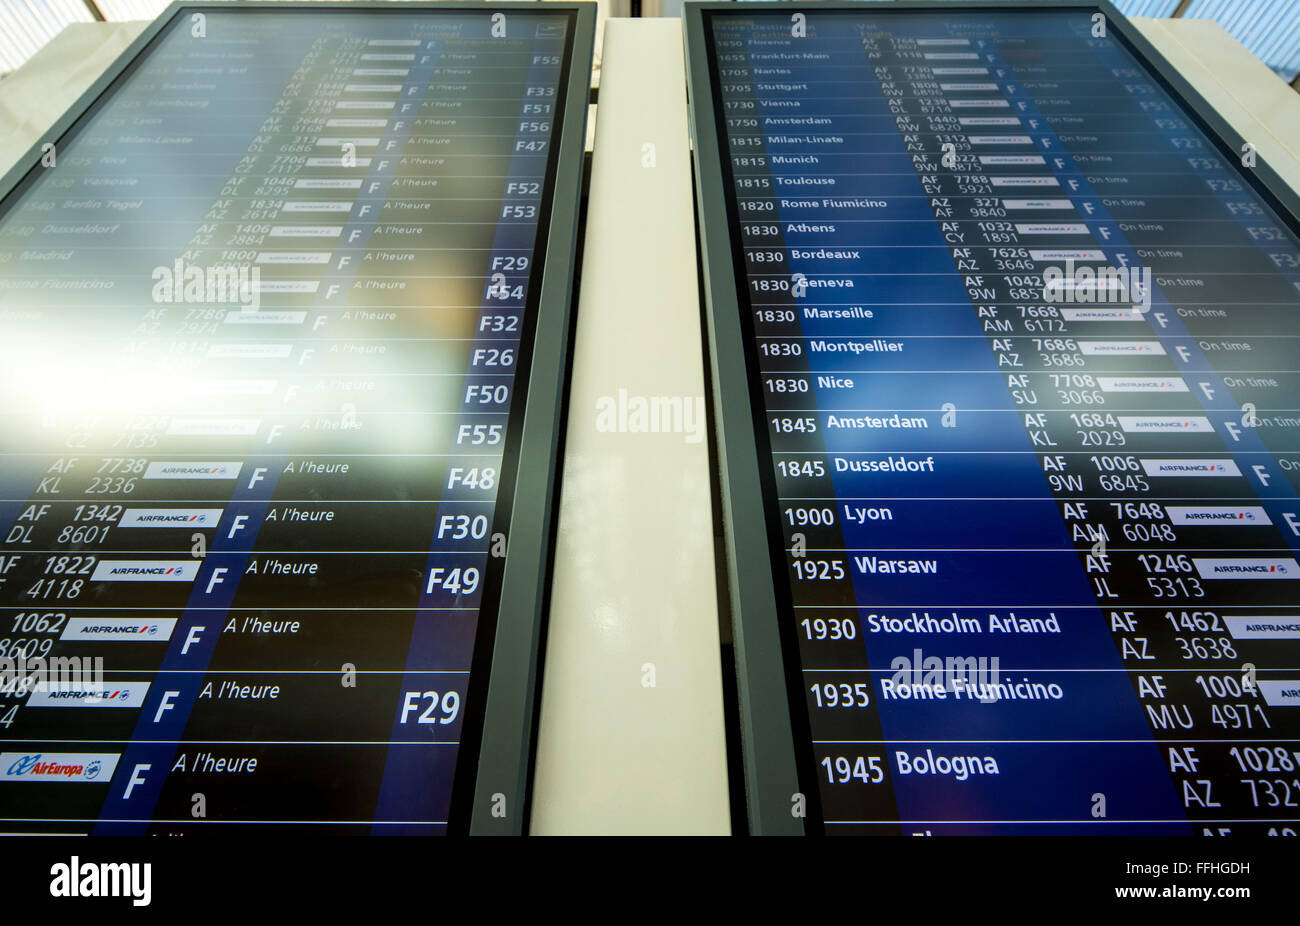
530, 18, 732, 835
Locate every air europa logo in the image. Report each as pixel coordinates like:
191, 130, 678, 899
1, 751, 119, 782
50, 856, 151, 907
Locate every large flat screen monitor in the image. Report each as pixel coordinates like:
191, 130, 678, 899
687, 0, 1300, 835
0, 1, 594, 834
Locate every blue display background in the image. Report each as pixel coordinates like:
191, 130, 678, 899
711, 8, 1300, 833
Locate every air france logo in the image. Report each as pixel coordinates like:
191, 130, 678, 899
1166, 506, 1268, 526
1193, 558, 1298, 580
61, 617, 177, 642
1118, 416, 1212, 433
90, 561, 198, 582
119, 508, 223, 528
143, 461, 241, 480
28, 682, 148, 708
50, 856, 151, 907
1140, 459, 1240, 477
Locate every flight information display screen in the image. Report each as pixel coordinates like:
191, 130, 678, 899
0, 5, 577, 833
699, 6, 1300, 833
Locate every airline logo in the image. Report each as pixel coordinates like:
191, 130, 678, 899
294, 178, 364, 189
61, 617, 177, 641
254, 253, 330, 265
1193, 558, 1298, 580
1061, 308, 1144, 322
1166, 506, 1269, 526
1015, 223, 1089, 235
1, 752, 118, 783
1051, 276, 1126, 294
1140, 459, 1240, 477
268, 226, 343, 239
282, 201, 353, 213
224, 310, 307, 324
305, 156, 374, 167
252, 282, 319, 295
1002, 198, 1073, 209
143, 461, 240, 480
1224, 616, 1300, 640
1079, 341, 1166, 355
1118, 416, 1212, 433
1257, 681, 1300, 707
979, 155, 1045, 165
90, 561, 199, 582
1097, 377, 1187, 393
119, 508, 223, 528
28, 682, 148, 708
990, 177, 1059, 187
1031, 249, 1104, 262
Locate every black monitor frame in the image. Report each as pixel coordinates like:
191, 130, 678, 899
683, 0, 1300, 835
0, 0, 596, 836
